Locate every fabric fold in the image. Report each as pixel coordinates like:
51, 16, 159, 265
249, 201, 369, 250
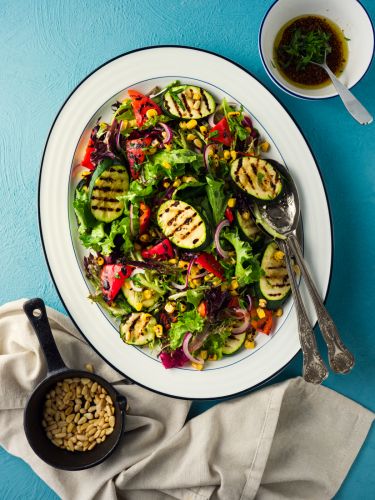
0, 300, 372, 500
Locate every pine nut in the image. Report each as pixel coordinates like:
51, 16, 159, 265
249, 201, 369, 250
88, 442, 96, 450
109, 416, 115, 428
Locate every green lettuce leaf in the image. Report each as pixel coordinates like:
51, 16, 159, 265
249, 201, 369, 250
143, 149, 204, 182
223, 228, 263, 286
73, 187, 97, 233
205, 175, 228, 225
168, 309, 205, 350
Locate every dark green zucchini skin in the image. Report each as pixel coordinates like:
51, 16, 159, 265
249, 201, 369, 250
255, 241, 291, 309
222, 332, 246, 355
162, 85, 216, 120
230, 156, 283, 202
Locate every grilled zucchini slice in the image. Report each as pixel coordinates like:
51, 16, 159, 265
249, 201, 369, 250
236, 208, 263, 243
90, 164, 129, 222
122, 281, 159, 311
157, 200, 207, 249
256, 241, 291, 308
222, 333, 246, 355
162, 85, 216, 120
231, 157, 283, 201
120, 313, 156, 345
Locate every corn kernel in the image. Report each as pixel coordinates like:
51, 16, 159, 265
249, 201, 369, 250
193, 92, 201, 100
200, 350, 208, 360
227, 197, 236, 208
274, 250, 285, 261
241, 211, 250, 221
182, 175, 196, 183
124, 280, 132, 290
179, 121, 187, 129
143, 289, 153, 300
193, 278, 202, 287
178, 260, 189, 269
179, 303, 187, 312
163, 180, 171, 188
230, 150, 237, 160
146, 108, 158, 118
187, 133, 196, 141
260, 141, 270, 152
96, 256, 104, 266
129, 119, 137, 127
221, 283, 229, 292
257, 307, 266, 319
164, 143, 172, 151
173, 179, 181, 188
165, 302, 175, 314
275, 308, 283, 317
139, 234, 150, 243
186, 119, 198, 129
245, 340, 256, 349
154, 324, 163, 337
81, 170, 91, 177
147, 147, 157, 155
135, 303, 143, 311
223, 150, 231, 160
208, 354, 217, 361
230, 290, 238, 296
199, 125, 207, 133
193, 138, 202, 149
168, 258, 177, 264
228, 111, 240, 117
258, 298, 267, 308
162, 161, 171, 169
121, 119, 129, 130
245, 126, 251, 132
230, 278, 239, 290
212, 278, 221, 287
191, 362, 203, 370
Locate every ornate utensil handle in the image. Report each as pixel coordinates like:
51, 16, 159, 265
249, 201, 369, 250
280, 240, 328, 384
289, 234, 355, 374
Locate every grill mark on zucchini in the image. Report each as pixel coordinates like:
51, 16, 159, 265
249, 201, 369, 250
200, 88, 210, 109
166, 209, 185, 226
181, 93, 191, 113
93, 186, 124, 193
91, 196, 119, 202
168, 213, 198, 237
178, 219, 203, 240
231, 157, 283, 201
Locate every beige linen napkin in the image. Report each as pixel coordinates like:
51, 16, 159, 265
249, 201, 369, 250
0, 299, 373, 500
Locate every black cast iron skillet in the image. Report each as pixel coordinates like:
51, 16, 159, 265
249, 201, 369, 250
23, 298, 127, 470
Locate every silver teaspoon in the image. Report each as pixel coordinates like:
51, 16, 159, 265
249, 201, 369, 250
253, 161, 355, 374
311, 54, 373, 125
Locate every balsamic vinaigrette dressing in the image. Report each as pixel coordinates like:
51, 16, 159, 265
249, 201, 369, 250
274, 15, 348, 89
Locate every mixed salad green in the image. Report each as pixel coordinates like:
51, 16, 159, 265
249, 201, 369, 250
74, 82, 291, 369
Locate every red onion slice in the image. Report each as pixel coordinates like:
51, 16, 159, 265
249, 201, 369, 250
214, 220, 230, 258
171, 281, 187, 290
129, 203, 135, 237
130, 268, 145, 292
159, 122, 173, 144
203, 144, 215, 170
208, 113, 216, 128
182, 333, 203, 364
246, 294, 253, 311
170, 256, 197, 291
232, 315, 251, 334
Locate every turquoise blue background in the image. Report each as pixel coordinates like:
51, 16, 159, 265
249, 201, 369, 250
0, 0, 374, 497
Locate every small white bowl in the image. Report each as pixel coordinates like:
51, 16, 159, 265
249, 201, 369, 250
259, 0, 374, 99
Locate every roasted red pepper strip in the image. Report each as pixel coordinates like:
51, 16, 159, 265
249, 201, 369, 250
197, 301, 208, 318
139, 202, 151, 235
208, 117, 233, 147
125, 137, 152, 179
225, 207, 234, 224
101, 264, 133, 302
141, 239, 174, 260
128, 90, 162, 126
81, 138, 95, 170
196, 252, 224, 280
251, 308, 273, 335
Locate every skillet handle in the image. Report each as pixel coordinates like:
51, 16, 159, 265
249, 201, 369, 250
23, 298, 67, 374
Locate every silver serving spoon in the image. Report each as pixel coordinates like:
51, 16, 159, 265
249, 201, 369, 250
253, 161, 355, 375
311, 54, 373, 125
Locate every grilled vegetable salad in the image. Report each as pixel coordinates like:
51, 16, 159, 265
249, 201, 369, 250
74, 82, 291, 369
